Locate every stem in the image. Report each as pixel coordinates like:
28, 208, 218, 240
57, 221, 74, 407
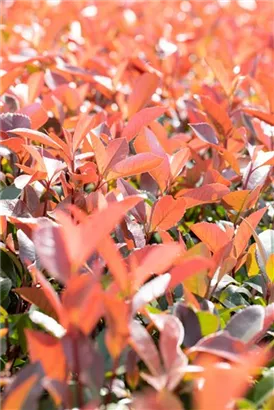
73, 336, 83, 409
105, 356, 119, 406
242, 164, 253, 190
42, 182, 50, 216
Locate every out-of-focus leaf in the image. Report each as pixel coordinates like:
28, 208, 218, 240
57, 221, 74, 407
225, 304, 274, 345
130, 320, 162, 377
133, 389, 183, 410
205, 56, 232, 96
255, 230, 274, 277
0, 276, 12, 302
266, 254, 274, 282
248, 368, 274, 406
132, 274, 171, 313
26, 329, 67, 381
174, 304, 202, 347
197, 311, 219, 337
127, 73, 159, 118
168, 256, 213, 290
2, 362, 44, 410
0, 185, 21, 200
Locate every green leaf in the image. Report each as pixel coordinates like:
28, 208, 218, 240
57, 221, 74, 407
0, 250, 21, 287
220, 285, 250, 308
0, 185, 21, 200
249, 368, 274, 406
236, 398, 257, 409
0, 275, 12, 301
16, 314, 33, 354
197, 311, 219, 336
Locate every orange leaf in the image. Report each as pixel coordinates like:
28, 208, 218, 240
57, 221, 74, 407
177, 183, 230, 208
134, 128, 170, 192
257, 73, 274, 113
107, 153, 163, 179
27, 71, 45, 103
97, 235, 129, 292
14, 287, 61, 323
191, 222, 230, 253
62, 275, 103, 334
205, 56, 232, 96
73, 113, 95, 152
2, 374, 39, 410
104, 294, 130, 359
103, 138, 129, 176
222, 187, 261, 212
132, 243, 181, 289
150, 196, 186, 231
20, 103, 48, 130
233, 207, 267, 258
200, 95, 235, 139
195, 348, 269, 410
26, 330, 67, 381
34, 197, 143, 281
243, 108, 274, 126
169, 257, 213, 289
127, 72, 159, 118
90, 133, 107, 175
10, 128, 63, 150
0, 67, 24, 94
170, 148, 191, 180
122, 106, 166, 141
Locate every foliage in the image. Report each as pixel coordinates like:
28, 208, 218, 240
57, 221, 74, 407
0, 0, 274, 409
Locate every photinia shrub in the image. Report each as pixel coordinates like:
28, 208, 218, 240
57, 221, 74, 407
0, 1, 273, 409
